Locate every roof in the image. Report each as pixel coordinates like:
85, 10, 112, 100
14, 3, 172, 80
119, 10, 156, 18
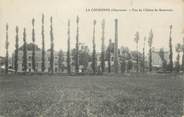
152, 48, 169, 53
19, 43, 41, 51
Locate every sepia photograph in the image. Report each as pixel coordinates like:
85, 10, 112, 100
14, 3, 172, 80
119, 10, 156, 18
0, 0, 184, 116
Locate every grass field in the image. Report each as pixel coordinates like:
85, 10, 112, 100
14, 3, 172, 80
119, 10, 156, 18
0, 73, 183, 117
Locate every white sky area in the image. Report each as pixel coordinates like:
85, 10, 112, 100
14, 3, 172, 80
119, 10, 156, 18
0, 0, 184, 58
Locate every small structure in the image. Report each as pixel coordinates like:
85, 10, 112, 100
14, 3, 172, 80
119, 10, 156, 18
151, 48, 169, 69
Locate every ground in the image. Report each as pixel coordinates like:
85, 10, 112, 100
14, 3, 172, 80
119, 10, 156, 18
0, 73, 183, 117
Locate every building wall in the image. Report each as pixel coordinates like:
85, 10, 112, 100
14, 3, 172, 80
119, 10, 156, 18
12, 50, 61, 73
152, 51, 169, 68
11, 48, 170, 72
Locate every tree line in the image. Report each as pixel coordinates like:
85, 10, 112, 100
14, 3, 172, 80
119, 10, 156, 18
3, 14, 184, 75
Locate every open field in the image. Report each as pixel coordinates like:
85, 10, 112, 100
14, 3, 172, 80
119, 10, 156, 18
0, 73, 183, 117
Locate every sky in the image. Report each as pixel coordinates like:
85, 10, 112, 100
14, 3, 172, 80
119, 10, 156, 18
0, 0, 184, 58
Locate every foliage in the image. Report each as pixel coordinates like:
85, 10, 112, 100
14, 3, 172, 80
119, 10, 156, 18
79, 46, 90, 71
175, 57, 180, 72
18, 43, 40, 51
120, 46, 130, 59
15, 26, 19, 73
114, 19, 119, 73
175, 43, 182, 72
41, 14, 45, 72
120, 47, 129, 73
32, 18, 36, 72
168, 25, 173, 72
134, 32, 139, 44
159, 48, 167, 71
92, 20, 97, 74
22, 28, 27, 72
181, 38, 184, 72
67, 20, 71, 74
75, 16, 79, 73
120, 59, 126, 73
58, 50, 65, 72
5, 24, 9, 74
50, 17, 54, 73
71, 46, 90, 72
101, 19, 105, 72
142, 37, 146, 72
106, 40, 113, 73
134, 32, 139, 72
131, 51, 143, 61
127, 60, 133, 72
148, 29, 153, 72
